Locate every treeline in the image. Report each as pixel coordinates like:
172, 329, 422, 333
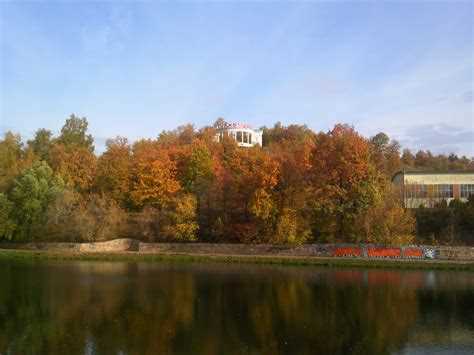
0, 115, 473, 244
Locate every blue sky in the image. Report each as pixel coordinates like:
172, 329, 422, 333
0, 1, 473, 155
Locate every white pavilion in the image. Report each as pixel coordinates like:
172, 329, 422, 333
214, 121, 263, 147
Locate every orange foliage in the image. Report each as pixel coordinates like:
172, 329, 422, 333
130, 140, 180, 207
312, 124, 372, 189
310, 124, 378, 241
4, 117, 421, 244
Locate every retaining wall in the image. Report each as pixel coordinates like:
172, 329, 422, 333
2, 239, 474, 261
139, 243, 474, 261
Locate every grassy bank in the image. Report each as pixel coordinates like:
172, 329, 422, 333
1, 249, 473, 271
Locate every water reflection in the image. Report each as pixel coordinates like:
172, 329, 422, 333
0, 260, 473, 355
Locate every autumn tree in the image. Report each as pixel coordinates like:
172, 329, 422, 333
0, 132, 25, 192
157, 124, 196, 148
222, 146, 280, 242
414, 150, 433, 168
130, 140, 180, 208
401, 149, 415, 168
95, 137, 131, 205
309, 124, 379, 242
355, 183, 415, 245
46, 116, 97, 192
262, 122, 315, 147
49, 144, 97, 192
264, 123, 316, 243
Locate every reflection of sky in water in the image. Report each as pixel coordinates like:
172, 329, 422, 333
397, 346, 474, 355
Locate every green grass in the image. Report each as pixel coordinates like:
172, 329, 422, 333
1, 248, 473, 270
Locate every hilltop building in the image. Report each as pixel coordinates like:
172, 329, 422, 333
392, 171, 474, 208
214, 120, 263, 147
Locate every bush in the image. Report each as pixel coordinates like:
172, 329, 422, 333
129, 194, 198, 242
46, 192, 127, 242
414, 197, 474, 245
273, 208, 310, 245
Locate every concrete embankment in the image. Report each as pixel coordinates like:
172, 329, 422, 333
1, 239, 474, 262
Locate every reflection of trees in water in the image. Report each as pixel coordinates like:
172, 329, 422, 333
0, 262, 472, 355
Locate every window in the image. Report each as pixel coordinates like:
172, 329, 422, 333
248, 133, 252, 144
243, 132, 248, 144
236, 131, 242, 143
405, 184, 453, 199
438, 184, 453, 198
461, 184, 474, 198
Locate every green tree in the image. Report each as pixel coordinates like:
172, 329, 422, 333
0, 193, 16, 240
9, 161, 64, 241
27, 129, 53, 162
183, 141, 214, 193
57, 114, 94, 152
369, 132, 401, 176
370, 132, 390, 150
94, 137, 131, 205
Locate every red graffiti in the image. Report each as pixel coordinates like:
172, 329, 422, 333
367, 247, 401, 258
332, 247, 362, 257
403, 248, 423, 258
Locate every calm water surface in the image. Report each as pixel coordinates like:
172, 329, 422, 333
0, 259, 473, 355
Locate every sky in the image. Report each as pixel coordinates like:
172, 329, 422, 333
0, 0, 473, 156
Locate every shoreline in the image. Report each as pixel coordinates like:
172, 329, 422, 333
1, 248, 474, 270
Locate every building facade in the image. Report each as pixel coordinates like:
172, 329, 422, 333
214, 122, 263, 147
392, 171, 474, 208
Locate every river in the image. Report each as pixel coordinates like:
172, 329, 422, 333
0, 259, 473, 354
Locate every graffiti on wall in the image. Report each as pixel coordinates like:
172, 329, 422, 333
330, 245, 431, 259
403, 248, 423, 258
367, 247, 401, 258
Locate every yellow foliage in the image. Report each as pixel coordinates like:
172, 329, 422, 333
49, 144, 97, 192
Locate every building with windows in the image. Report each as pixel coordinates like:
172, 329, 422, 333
392, 171, 474, 208
214, 122, 263, 147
